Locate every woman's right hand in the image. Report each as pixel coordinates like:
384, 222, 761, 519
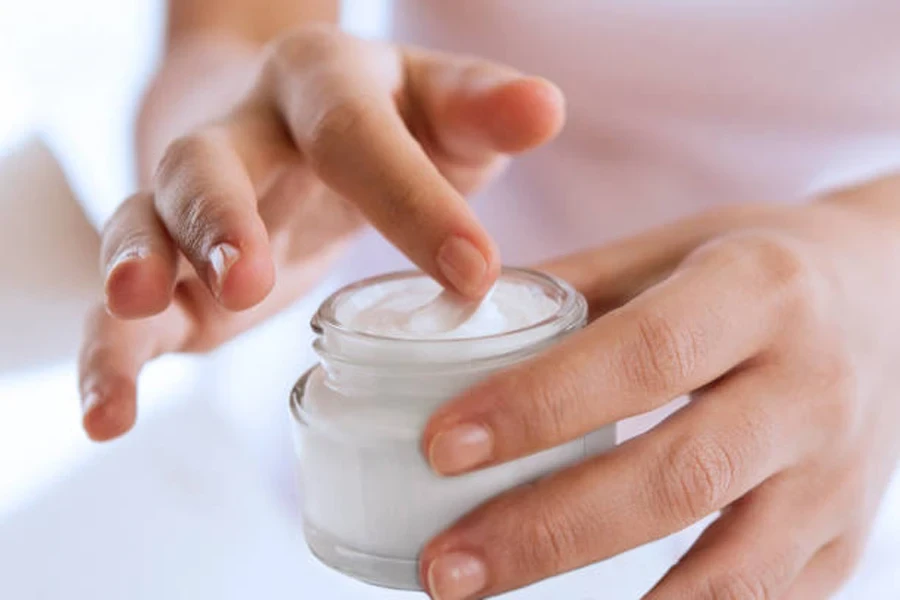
78, 24, 565, 441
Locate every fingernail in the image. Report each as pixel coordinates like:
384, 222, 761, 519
429, 423, 493, 475
427, 552, 488, 600
437, 237, 488, 297
81, 391, 102, 417
208, 242, 240, 297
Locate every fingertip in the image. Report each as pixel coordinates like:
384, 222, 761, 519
81, 383, 137, 442
474, 235, 502, 297
417, 533, 454, 593
435, 235, 501, 300
462, 247, 501, 300
212, 242, 276, 311
420, 408, 454, 465
105, 252, 174, 318
483, 241, 502, 291
479, 76, 566, 153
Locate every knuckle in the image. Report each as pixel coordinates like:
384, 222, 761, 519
262, 26, 360, 99
483, 376, 563, 453
497, 363, 581, 451
169, 192, 230, 257
153, 134, 233, 256
268, 24, 348, 69
307, 97, 380, 168
720, 233, 823, 320
100, 193, 152, 256
155, 134, 214, 188
658, 435, 738, 522
703, 571, 775, 600
625, 310, 705, 395
528, 387, 574, 448
516, 497, 583, 575
817, 355, 862, 440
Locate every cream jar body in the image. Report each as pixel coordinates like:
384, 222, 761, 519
290, 269, 616, 590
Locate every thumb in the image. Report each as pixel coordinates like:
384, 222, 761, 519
405, 49, 566, 168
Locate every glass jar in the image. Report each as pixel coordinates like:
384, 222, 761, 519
289, 268, 616, 590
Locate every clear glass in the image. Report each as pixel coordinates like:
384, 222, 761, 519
289, 268, 616, 590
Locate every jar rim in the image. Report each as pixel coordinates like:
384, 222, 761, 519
311, 267, 585, 346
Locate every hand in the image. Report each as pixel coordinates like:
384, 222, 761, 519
78, 25, 565, 441
419, 197, 900, 599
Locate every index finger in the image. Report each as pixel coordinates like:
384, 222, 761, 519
264, 31, 499, 298
424, 233, 809, 474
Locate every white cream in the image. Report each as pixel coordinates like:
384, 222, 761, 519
337, 277, 559, 339
290, 269, 616, 590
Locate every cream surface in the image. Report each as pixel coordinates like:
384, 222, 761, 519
335, 276, 559, 339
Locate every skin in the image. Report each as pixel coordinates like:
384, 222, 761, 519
79, 1, 565, 438
77, 3, 900, 599
420, 192, 900, 599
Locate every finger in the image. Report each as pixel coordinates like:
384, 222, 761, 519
406, 50, 565, 157
154, 126, 275, 311
265, 30, 499, 298
78, 303, 190, 441
404, 49, 565, 192
783, 539, 865, 600
643, 476, 841, 600
420, 370, 810, 598
101, 191, 178, 318
424, 233, 805, 475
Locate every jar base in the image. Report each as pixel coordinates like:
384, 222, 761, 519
304, 523, 422, 591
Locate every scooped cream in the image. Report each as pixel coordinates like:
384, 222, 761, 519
335, 276, 560, 339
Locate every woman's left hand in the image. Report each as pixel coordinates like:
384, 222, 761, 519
419, 184, 900, 600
